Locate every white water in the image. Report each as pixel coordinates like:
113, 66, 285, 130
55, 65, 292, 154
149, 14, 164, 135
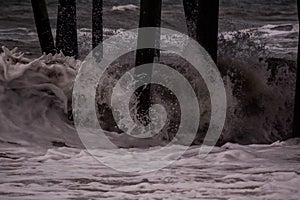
0, 23, 300, 199
1, 140, 300, 199
111, 4, 139, 11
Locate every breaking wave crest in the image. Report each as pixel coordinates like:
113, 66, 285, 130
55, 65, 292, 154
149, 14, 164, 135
0, 23, 298, 148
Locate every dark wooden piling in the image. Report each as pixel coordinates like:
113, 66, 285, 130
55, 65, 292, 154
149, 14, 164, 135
135, 0, 162, 125
183, 0, 199, 40
56, 0, 78, 58
293, 0, 300, 137
92, 0, 103, 49
31, 0, 55, 55
183, 0, 219, 63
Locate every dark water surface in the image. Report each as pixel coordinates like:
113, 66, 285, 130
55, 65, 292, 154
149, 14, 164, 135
0, 0, 298, 57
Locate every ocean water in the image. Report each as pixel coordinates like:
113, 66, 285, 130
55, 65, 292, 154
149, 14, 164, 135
0, 1, 300, 199
0, 140, 300, 199
0, 0, 298, 57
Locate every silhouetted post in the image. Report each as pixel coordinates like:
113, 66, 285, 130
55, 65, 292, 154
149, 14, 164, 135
182, 0, 199, 40
31, 0, 55, 55
293, 0, 300, 137
135, 0, 162, 125
56, 0, 78, 58
183, 0, 219, 63
92, 0, 103, 49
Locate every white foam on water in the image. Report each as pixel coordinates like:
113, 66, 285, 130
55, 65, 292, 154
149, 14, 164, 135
0, 139, 299, 199
111, 4, 139, 11
220, 23, 299, 56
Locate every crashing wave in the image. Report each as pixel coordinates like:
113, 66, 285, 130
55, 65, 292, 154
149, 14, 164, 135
0, 46, 80, 113
0, 22, 298, 147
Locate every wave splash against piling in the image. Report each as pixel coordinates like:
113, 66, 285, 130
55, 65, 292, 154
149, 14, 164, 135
0, 23, 298, 148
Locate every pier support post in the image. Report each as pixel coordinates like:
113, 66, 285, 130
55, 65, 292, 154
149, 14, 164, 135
56, 0, 78, 58
293, 0, 300, 137
92, 0, 103, 49
183, 0, 219, 63
135, 0, 162, 125
31, 0, 55, 55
